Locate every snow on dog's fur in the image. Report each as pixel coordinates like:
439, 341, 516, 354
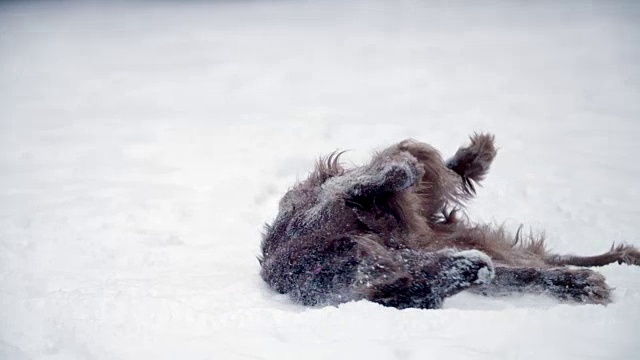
259, 134, 640, 309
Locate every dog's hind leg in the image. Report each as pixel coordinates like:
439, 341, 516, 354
545, 243, 640, 267
471, 266, 611, 304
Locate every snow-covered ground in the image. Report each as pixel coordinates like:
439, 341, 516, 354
1, 0, 639, 359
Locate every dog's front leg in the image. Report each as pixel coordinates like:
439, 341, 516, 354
362, 248, 496, 309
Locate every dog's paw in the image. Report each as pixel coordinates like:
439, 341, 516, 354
545, 268, 611, 305
613, 243, 640, 266
446, 133, 497, 193
381, 152, 423, 191
428, 249, 495, 297
449, 250, 496, 286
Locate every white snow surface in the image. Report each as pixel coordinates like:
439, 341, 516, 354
1, 1, 640, 359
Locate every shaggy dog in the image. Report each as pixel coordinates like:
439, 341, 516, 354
259, 134, 639, 309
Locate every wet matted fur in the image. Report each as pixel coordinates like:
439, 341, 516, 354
259, 133, 640, 309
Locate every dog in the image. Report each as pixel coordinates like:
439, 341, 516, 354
259, 134, 639, 309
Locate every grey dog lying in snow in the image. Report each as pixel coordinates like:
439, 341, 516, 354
259, 133, 639, 309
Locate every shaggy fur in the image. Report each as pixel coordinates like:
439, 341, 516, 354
259, 133, 640, 309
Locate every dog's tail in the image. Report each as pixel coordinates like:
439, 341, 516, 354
545, 243, 640, 267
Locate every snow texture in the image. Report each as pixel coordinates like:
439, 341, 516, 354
1, 0, 639, 359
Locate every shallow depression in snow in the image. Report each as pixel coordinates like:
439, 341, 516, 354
1, 0, 640, 359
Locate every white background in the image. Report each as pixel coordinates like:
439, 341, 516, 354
1, 1, 639, 359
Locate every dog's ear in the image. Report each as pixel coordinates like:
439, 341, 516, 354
446, 133, 497, 194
